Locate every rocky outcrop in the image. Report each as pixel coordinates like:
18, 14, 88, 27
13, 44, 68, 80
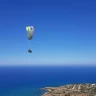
42, 83, 96, 96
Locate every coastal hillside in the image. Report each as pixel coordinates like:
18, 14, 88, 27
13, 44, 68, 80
42, 83, 96, 96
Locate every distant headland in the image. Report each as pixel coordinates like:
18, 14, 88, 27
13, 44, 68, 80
41, 83, 96, 96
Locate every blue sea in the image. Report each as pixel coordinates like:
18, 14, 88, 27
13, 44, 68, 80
0, 66, 96, 96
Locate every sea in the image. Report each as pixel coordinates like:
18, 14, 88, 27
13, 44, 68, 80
0, 66, 96, 96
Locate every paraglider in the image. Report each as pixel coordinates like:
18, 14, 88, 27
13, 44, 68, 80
26, 26, 34, 53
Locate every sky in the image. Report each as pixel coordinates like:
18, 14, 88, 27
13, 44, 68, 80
0, 0, 96, 66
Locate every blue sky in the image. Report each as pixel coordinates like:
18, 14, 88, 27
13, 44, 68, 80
0, 0, 96, 66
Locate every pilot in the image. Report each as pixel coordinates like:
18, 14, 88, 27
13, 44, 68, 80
28, 49, 32, 53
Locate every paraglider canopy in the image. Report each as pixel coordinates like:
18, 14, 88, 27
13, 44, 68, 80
26, 26, 34, 40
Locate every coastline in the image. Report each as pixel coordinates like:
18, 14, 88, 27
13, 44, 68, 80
41, 83, 96, 96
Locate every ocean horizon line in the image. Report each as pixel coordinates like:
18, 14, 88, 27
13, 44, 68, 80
0, 64, 96, 67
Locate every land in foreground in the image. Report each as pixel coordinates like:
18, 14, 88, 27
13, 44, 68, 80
41, 83, 96, 96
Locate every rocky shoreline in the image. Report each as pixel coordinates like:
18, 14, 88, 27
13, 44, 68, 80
41, 83, 96, 96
